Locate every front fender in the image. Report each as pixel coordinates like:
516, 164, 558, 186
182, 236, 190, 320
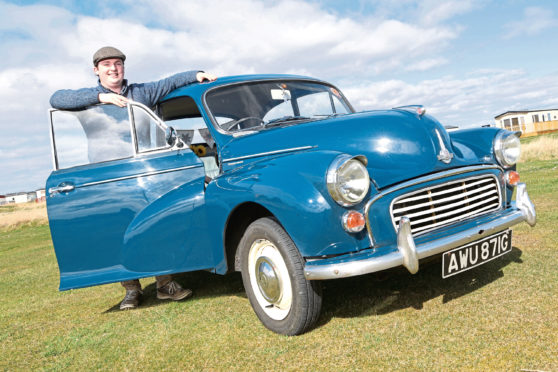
211, 150, 372, 257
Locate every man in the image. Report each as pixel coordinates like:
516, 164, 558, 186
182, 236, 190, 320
50, 46, 217, 310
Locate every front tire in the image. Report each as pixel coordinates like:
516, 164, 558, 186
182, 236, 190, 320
239, 217, 322, 335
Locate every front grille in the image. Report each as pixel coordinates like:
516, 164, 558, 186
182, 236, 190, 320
391, 175, 501, 236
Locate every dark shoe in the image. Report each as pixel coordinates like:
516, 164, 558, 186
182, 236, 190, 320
157, 280, 192, 301
120, 289, 142, 310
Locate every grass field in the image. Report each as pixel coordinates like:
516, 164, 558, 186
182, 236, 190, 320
1, 159, 557, 370
0, 202, 47, 231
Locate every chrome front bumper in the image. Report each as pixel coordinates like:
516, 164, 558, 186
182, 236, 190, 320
304, 183, 536, 280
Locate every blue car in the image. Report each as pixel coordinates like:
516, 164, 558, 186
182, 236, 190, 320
46, 74, 536, 335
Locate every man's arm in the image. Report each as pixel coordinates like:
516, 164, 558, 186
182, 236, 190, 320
49, 87, 101, 110
134, 70, 216, 107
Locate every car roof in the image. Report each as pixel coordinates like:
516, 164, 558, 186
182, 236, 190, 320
161, 74, 327, 101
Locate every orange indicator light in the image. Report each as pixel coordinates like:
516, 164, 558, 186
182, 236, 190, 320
343, 211, 366, 233
506, 171, 520, 186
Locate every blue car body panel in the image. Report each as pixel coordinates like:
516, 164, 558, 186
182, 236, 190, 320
47, 151, 214, 290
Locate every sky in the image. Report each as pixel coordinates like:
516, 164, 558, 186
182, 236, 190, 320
1, 0, 557, 194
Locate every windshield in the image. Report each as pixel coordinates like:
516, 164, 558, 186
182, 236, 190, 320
205, 80, 354, 133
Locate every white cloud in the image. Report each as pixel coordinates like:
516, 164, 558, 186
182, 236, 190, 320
343, 69, 558, 127
405, 58, 448, 71
0, 0, 556, 193
417, 0, 479, 25
503, 6, 557, 39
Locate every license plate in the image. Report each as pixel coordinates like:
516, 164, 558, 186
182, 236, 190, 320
442, 230, 512, 278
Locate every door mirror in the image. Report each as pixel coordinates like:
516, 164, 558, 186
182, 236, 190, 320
165, 126, 184, 148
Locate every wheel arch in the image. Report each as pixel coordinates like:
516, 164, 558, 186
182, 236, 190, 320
224, 202, 274, 272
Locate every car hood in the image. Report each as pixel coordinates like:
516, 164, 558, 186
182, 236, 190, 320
219, 110, 476, 189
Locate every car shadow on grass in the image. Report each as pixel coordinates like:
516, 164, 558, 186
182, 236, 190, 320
105, 247, 523, 329
316, 246, 523, 326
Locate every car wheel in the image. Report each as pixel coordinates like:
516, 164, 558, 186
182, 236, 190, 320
239, 217, 322, 335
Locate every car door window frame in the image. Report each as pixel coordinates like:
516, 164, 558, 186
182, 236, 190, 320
128, 101, 173, 155
49, 102, 179, 171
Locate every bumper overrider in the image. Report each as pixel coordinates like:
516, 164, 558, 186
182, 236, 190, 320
304, 183, 536, 280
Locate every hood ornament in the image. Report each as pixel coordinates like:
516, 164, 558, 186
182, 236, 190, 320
435, 129, 453, 164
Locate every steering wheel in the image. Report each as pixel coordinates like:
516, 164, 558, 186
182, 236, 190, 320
224, 116, 264, 131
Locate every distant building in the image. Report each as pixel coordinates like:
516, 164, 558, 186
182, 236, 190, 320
36, 189, 46, 203
5, 193, 30, 204
4, 192, 38, 204
494, 109, 558, 137
1, 190, 46, 204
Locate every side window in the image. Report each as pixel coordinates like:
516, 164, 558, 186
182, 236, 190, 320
159, 96, 219, 178
159, 96, 211, 145
131, 105, 167, 152
50, 105, 133, 169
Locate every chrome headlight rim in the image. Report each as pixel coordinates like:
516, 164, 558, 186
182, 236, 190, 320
326, 154, 370, 207
494, 130, 521, 168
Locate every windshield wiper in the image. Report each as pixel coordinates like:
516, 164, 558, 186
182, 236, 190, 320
312, 113, 347, 119
263, 115, 313, 127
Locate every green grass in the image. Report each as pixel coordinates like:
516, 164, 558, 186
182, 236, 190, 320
1, 160, 557, 371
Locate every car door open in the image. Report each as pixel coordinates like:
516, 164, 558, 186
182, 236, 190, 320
46, 103, 213, 290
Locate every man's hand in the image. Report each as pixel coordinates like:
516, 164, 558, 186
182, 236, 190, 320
196, 72, 217, 83
98, 93, 129, 107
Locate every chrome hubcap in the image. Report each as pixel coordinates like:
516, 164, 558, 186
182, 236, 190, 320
248, 239, 292, 320
255, 256, 281, 303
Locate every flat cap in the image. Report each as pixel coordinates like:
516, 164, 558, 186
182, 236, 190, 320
93, 46, 126, 66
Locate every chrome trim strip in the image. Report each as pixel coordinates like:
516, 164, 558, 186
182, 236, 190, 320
48, 109, 58, 170
305, 191, 536, 280
222, 146, 316, 163
435, 128, 454, 164
364, 165, 502, 246
77, 165, 201, 188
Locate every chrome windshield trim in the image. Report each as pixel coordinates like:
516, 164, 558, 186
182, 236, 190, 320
364, 165, 502, 246
222, 145, 316, 163
76, 164, 201, 188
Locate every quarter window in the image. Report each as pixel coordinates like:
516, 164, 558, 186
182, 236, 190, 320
131, 105, 167, 152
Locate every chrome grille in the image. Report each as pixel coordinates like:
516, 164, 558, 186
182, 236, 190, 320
391, 175, 501, 236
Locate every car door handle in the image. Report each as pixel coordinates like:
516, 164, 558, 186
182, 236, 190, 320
49, 183, 75, 195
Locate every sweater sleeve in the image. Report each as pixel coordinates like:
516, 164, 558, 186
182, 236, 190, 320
132, 70, 201, 107
49, 87, 101, 110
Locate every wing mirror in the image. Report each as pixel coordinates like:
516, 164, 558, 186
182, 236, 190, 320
165, 127, 184, 148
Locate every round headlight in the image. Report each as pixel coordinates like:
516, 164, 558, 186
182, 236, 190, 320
494, 131, 521, 168
327, 155, 370, 206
